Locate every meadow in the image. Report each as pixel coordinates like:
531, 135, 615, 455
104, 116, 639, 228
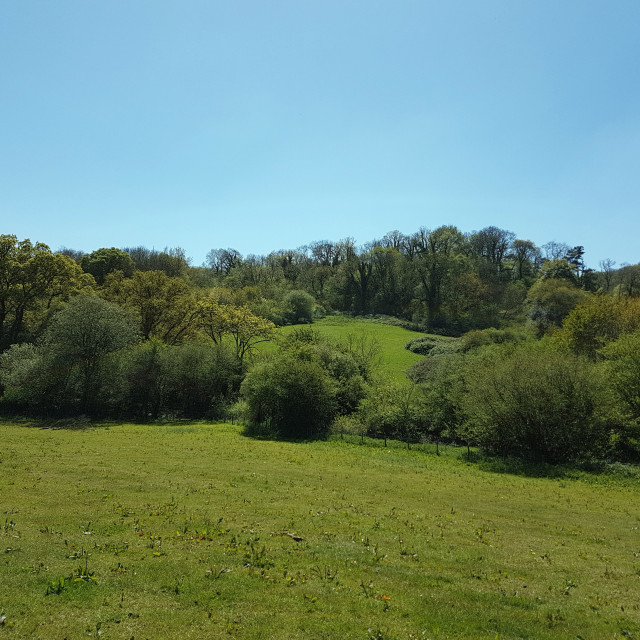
265, 315, 426, 382
1, 421, 639, 639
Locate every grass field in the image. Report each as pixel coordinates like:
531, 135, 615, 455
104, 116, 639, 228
266, 316, 425, 383
1, 421, 639, 639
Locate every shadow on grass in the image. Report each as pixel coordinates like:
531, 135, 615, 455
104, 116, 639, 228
465, 450, 640, 483
467, 451, 575, 479
240, 421, 329, 444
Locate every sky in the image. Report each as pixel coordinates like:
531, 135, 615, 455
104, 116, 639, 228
1, 1, 639, 269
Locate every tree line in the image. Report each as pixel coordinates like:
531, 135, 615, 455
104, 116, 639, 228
1, 229, 639, 464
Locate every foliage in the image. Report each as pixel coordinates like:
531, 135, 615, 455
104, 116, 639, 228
80, 247, 134, 284
463, 342, 609, 463
459, 326, 531, 352
0, 295, 138, 415
359, 381, 427, 447
599, 331, 640, 460
555, 294, 640, 359
405, 335, 460, 356
103, 270, 199, 343
242, 328, 370, 439
158, 341, 240, 419
241, 354, 337, 439
525, 277, 587, 335
282, 289, 316, 324
123, 245, 189, 277
197, 298, 276, 363
0, 235, 92, 348
408, 353, 468, 448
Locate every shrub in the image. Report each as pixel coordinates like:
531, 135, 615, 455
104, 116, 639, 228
460, 327, 530, 352
463, 342, 608, 463
241, 355, 337, 439
283, 290, 316, 324
405, 336, 460, 356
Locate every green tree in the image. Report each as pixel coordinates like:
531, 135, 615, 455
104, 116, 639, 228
525, 277, 587, 336
43, 294, 139, 414
599, 332, 640, 460
103, 270, 200, 343
509, 239, 541, 282
413, 225, 468, 329
463, 342, 608, 463
241, 354, 337, 439
360, 381, 427, 448
1, 294, 138, 415
283, 289, 315, 324
555, 295, 640, 359
0, 235, 91, 348
197, 299, 275, 364
159, 341, 240, 419
81, 247, 134, 284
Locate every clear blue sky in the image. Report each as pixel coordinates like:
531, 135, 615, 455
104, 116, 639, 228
2, 1, 639, 269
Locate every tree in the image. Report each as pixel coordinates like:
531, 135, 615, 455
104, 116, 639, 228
81, 247, 134, 284
525, 277, 587, 336
103, 270, 200, 344
468, 226, 515, 277
241, 354, 337, 439
542, 241, 570, 261
509, 239, 541, 281
555, 295, 640, 360
360, 381, 427, 448
413, 226, 468, 328
613, 263, 640, 297
463, 342, 608, 463
197, 299, 275, 363
159, 341, 239, 419
206, 248, 242, 276
43, 294, 139, 413
0, 235, 92, 349
1, 294, 138, 415
600, 332, 640, 460
283, 289, 315, 324
598, 258, 616, 292
123, 246, 189, 277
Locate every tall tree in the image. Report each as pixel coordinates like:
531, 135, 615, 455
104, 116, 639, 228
414, 225, 468, 327
0, 235, 91, 349
81, 247, 134, 284
102, 270, 200, 344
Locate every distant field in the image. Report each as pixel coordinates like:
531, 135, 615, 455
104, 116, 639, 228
1, 421, 639, 639
265, 316, 425, 383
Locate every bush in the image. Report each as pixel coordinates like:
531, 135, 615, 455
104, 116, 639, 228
464, 342, 608, 463
405, 336, 460, 356
359, 381, 429, 447
241, 355, 337, 439
283, 290, 316, 324
460, 327, 530, 352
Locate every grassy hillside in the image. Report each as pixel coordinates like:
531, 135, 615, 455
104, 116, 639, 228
266, 316, 425, 383
1, 421, 639, 639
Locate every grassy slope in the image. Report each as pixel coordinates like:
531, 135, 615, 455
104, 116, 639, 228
264, 316, 425, 383
1, 421, 639, 639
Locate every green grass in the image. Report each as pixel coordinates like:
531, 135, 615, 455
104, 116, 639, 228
265, 316, 425, 383
1, 421, 640, 639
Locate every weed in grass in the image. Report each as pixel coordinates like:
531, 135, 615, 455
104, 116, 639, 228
205, 566, 232, 580
1, 520, 17, 536
45, 576, 67, 595
311, 565, 338, 581
72, 556, 98, 584
244, 544, 273, 569
360, 580, 375, 598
